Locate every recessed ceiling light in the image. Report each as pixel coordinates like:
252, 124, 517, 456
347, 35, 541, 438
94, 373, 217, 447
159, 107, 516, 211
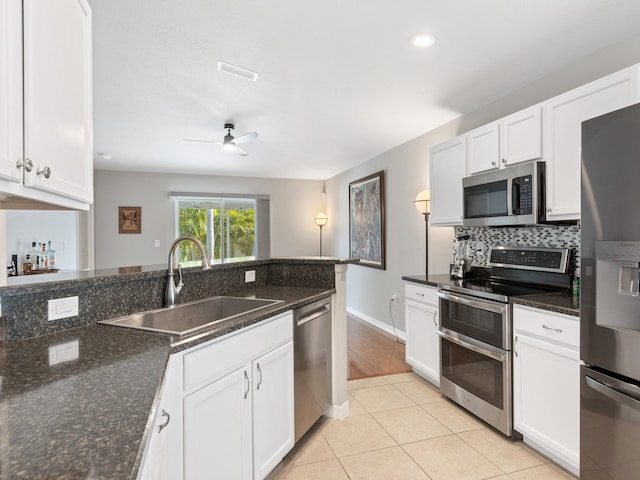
218, 61, 259, 82
410, 33, 436, 48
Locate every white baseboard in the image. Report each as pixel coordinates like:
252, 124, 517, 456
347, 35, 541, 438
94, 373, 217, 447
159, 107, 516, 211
326, 400, 350, 420
347, 307, 406, 342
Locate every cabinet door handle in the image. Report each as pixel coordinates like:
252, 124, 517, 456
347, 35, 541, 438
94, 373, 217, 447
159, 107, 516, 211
36, 166, 51, 179
502, 158, 507, 164
416, 292, 425, 297
514, 335, 518, 357
546, 207, 552, 213
257, 363, 263, 390
244, 370, 250, 399
542, 324, 563, 333
158, 409, 170, 433
432, 311, 438, 327
16, 158, 33, 172
491, 161, 497, 167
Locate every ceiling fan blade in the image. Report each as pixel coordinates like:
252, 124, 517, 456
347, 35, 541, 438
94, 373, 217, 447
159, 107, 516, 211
234, 145, 248, 156
182, 138, 222, 144
233, 131, 258, 144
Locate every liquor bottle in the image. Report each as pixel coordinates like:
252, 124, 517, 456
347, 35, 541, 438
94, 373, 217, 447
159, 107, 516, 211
40, 242, 49, 270
47, 241, 56, 270
22, 254, 33, 274
32, 241, 40, 270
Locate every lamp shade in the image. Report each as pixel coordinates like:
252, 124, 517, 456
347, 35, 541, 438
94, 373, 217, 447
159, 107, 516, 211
413, 190, 431, 214
314, 212, 328, 226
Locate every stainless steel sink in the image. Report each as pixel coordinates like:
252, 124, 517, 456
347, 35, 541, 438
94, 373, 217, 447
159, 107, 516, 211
99, 296, 283, 336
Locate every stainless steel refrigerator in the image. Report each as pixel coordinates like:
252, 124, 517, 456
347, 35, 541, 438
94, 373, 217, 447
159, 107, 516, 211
581, 102, 640, 479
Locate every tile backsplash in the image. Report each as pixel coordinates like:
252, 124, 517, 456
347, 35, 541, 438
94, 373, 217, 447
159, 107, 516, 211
453, 224, 581, 278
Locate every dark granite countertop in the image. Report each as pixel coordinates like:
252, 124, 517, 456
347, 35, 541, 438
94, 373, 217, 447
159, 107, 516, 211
402, 274, 579, 317
511, 292, 580, 317
0, 285, 333, 479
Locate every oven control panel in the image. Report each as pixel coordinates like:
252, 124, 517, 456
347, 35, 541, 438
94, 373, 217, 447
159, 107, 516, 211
488, 246, 569, 273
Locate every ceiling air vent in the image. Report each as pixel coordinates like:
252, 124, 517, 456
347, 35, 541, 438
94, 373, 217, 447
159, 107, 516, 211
217, 61, 258, 82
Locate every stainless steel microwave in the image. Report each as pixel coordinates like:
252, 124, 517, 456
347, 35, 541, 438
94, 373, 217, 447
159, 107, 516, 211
462, 161, 545, 227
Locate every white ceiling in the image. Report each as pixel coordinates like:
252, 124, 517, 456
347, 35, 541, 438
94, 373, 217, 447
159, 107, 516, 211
89, 0, 640, 180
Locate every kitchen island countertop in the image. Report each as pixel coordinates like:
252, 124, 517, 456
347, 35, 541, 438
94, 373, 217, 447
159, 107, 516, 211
0, 285, 333, 479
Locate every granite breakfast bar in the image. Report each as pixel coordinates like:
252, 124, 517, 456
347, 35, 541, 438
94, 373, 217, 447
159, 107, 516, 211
0, 258, 353, 479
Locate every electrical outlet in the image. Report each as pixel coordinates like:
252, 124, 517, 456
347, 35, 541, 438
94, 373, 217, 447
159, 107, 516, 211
391, 294, 398, 304
245, 270, 256, 283
48, 296, 79, 321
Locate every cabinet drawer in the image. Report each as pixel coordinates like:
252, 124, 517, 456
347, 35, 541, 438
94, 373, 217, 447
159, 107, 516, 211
183, 311, 293, 392
405, 283, 438, 306
513, 305, 579, 350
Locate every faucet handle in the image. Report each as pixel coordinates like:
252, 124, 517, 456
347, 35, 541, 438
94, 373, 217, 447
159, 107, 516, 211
176, 264, 184, 293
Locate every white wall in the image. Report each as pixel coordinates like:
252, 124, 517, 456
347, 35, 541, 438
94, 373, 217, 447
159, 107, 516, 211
93, 170, 325, 269
325, 33, 640, 333
6, 210, 79, 271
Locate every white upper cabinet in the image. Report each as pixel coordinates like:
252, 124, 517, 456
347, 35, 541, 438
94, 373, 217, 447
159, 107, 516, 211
0, 0, 93, 209
0, 0, 23, 184
500, 106, 542, 166
467, 106, 542, 175
429, 135, 466, 226
544, 66, 640, 221
23, 0, 93, 204
467, 123, 500, 174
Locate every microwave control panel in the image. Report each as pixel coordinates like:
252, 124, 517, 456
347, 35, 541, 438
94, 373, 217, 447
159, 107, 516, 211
513, 175, 532, 214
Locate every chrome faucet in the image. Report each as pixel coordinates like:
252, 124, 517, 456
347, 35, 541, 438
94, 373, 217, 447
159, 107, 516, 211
165, 236, 211, 308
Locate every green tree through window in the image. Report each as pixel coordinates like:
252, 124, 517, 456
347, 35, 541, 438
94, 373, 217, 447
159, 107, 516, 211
176, 198, 256, 264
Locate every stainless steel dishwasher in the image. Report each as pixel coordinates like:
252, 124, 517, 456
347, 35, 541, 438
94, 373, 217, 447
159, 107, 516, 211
294, 297, 332, 442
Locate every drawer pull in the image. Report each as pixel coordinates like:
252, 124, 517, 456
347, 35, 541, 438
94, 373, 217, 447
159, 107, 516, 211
244, 370, 250, 399
542, 324, 563, 333
416, 292, 425, 297
158, 409, 170, 433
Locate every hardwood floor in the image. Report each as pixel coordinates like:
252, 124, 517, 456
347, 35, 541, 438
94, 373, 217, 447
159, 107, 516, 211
347, 313, 412, 380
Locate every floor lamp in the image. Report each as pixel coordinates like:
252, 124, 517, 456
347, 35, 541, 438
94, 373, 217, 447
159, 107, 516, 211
413, 190, 430, 276
314, 213, 328, 256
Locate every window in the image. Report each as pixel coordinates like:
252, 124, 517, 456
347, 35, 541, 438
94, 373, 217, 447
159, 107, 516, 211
172, 194, 270, 264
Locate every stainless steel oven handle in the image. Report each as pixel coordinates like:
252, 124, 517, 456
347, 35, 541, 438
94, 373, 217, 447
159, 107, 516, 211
437, 329, 507, 362
437, 291, 507, 315
586, 375, 640, 412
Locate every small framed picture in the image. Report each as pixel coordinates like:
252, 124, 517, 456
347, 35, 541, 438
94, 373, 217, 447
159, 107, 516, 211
119, 206, 142, 234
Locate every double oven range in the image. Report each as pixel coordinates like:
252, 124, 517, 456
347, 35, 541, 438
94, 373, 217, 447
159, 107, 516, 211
437, 246, 570, 437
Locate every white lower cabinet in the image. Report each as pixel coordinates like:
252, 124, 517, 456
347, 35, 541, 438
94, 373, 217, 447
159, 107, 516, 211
404, 283, 440, 386
139, 311, 294, 480
512, 305, 581, 475
140, 356, 183, 480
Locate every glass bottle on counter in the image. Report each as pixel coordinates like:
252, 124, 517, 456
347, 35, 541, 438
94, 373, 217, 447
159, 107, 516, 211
40, 242, 49, 270
46, 241, 56, 270
32, 241, 40, 270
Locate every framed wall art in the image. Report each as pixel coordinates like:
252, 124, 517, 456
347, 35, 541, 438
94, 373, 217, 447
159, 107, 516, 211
119, 206, 141, 234
349, 170, 385, 269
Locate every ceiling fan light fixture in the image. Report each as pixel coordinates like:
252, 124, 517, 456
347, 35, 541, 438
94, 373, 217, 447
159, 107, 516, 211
222, 141, 236, 152
410, 33, 436, 48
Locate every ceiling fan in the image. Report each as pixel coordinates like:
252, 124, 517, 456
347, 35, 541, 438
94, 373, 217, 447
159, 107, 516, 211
183, 123, 258, 156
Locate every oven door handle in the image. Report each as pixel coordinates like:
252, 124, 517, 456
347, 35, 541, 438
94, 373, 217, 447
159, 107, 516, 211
437, 291, 507, 315
437, 329, 507, 362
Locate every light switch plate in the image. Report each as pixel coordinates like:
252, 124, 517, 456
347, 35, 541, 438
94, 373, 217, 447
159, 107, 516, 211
48, 296, 79, 321
245, 270, 256, 282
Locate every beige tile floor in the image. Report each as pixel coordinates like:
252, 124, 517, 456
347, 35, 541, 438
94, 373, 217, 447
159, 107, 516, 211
268, 373, 578, 480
